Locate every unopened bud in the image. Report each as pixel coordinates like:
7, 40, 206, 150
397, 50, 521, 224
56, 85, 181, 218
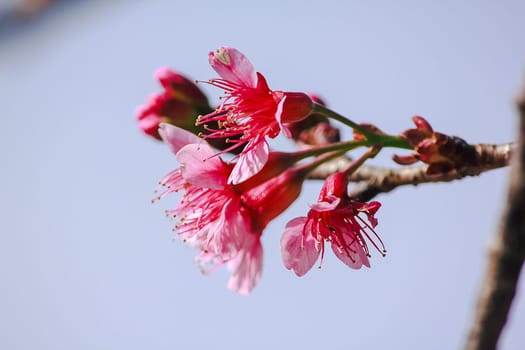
274, 91, 314, 124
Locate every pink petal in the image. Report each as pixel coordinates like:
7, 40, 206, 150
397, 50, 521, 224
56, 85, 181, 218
354, 201, 381, 227
195, 250, 223, 274
275, 94, 290, 136
206, 198, 248, 258
137, 112, 162, 138
209, 47, 257, 87
331, 241, 370, 269
309, 195, 341, 211
159, 123, 202, 154
154, 66, 178, 89
176, 143, 228, 190
281, 217, 319, 277
227, 234, 263, 295
280, 123, 293, 139
228, 138, 269, 185
255, 72, 271, 92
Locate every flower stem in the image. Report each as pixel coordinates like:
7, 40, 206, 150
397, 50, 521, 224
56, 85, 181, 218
369, 134, 412, 150
288, 136, 411, 166
313, 103, 366, 133
312, 104, 413, 150
343, 145, 382, 176
298, 148, 356, 176
291, 140, 369, 161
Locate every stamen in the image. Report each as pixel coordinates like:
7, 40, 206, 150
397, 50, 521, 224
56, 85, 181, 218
355, 215, 386, 254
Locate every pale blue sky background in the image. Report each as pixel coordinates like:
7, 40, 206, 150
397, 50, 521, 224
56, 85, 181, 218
1, 1, 524, 349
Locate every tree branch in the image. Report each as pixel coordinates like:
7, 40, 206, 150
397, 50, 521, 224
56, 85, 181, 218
307, 142, 514, 201
465, 89, 525, 349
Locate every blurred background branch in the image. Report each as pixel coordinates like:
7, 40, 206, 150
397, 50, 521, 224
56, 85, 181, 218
465, 81, 525, 350
0, 0, 82, 42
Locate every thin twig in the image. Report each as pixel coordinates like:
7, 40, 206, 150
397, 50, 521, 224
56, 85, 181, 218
465, 89, 525, 349
307, 142, 514, 201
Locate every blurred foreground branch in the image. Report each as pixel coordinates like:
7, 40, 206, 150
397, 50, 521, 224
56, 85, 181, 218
465, 86, 525, 349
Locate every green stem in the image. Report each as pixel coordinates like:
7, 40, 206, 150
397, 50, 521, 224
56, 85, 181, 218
288, 136, 411, 166
312, 103, 413, 150
291, 140, 369, 161
313, 103, 367, 134
369, 134, 412, 149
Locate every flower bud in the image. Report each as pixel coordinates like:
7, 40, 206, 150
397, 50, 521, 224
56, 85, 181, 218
394, 115, 479, 174
274, 91, 314, 124
155, 67, 209, 106
136, 68, 213, 140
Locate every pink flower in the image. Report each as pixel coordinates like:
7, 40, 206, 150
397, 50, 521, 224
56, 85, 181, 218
226, 233, 263, 294
198, 46, 314, 184
136, 68, 212, 140
281, 172, 385, 277
157, 124, 253, 276
156, 123, 306, 294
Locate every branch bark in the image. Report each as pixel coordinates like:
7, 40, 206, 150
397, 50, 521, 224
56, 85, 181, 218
465, 90, 525, 349
307, 142, 514, 201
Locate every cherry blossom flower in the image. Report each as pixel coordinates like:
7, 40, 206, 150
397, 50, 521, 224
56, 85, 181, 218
281, 172, 385, 277
156, 123, 306, 294
198, 46, 314, 184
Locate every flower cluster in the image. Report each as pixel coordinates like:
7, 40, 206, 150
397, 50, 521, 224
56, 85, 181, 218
138, 46, 395, 294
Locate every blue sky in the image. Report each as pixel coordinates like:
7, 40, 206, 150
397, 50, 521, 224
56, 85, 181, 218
1, 1, 524, 349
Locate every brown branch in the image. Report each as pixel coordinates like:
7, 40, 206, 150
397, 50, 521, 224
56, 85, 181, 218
307, 142, 514, 201
465, 89, 525, 349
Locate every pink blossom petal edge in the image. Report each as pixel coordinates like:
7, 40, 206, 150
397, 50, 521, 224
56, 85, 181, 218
205, 198, 249, 258
331, 241, 370, 269
159, 123, 202, 154
228, 138, 269, 185
209, 46, 257, 88
281, 217, 319, 277
275, 95, 292, 138
309, 194, 341, 211
176, 143, 228, 190
227, 234, 263, 295
153, 66, 172, 84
